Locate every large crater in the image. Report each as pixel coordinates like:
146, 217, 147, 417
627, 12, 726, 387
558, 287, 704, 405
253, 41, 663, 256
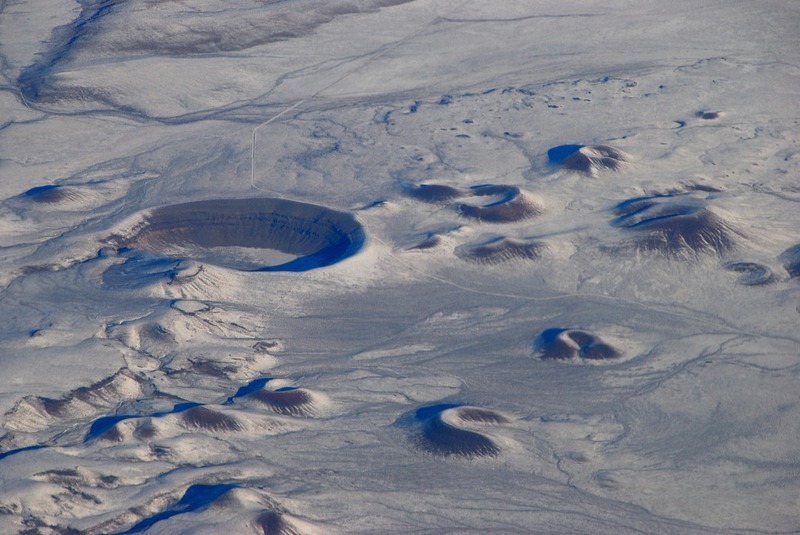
117, 198, 366, 272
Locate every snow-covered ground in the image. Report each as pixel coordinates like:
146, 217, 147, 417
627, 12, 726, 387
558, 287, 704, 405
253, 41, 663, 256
1, 0, 798, 532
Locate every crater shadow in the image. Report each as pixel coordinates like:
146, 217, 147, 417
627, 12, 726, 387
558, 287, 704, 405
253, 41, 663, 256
561, 144, 629, 175
412, 405, 506, 458
118, 484, 238, 535
536, 328, 620, 361
86, 415, 135, 442
408, 234, 444, 251
610, 195, 736, 256
779, 244, 800, 278
22, 184, 82, 204
547, 144, 584, 164
227, 378, 321, 417
455, 185, 541, 223
725, 261, 775, 286
698, 110, 722, 120
116, 198, 365, 272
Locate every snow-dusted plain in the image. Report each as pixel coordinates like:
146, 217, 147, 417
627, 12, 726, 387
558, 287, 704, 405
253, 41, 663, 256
1, 0, 799, 532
